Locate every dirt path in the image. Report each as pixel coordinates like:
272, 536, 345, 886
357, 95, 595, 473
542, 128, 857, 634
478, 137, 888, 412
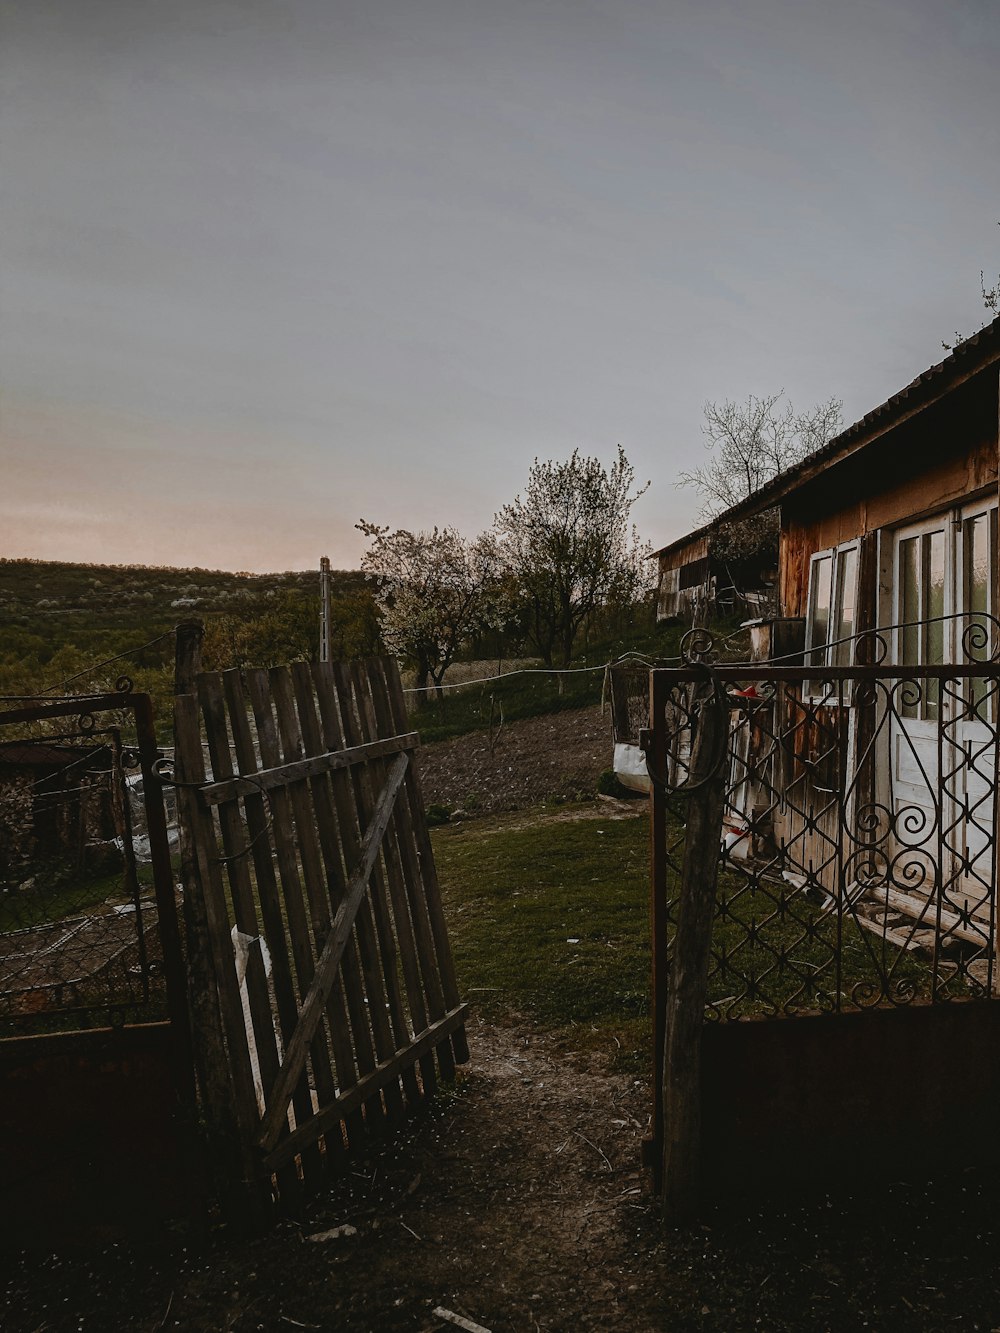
5, 1017, 1000, 1330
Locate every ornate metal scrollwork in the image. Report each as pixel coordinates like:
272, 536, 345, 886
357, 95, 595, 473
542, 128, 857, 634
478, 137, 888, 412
679, 626, 717, 665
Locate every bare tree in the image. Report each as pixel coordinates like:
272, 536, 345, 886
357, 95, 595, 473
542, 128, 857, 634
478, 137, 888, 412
943, 222, 999, 350
357, 521, 498, 702
679, 392, 843, 521
492, 446, 652, 667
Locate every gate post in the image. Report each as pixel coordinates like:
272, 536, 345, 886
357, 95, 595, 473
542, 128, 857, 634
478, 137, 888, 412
658, 673, 727, 1224
173, 622, 267, 1225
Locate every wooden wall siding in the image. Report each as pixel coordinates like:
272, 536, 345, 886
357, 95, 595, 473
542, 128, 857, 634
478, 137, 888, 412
659, 535, 710, 574
174, 657, 468, 1213
779, 371, 999, 618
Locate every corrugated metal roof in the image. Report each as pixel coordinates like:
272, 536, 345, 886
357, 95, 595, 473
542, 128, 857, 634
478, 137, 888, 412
654, 314, 1000, 557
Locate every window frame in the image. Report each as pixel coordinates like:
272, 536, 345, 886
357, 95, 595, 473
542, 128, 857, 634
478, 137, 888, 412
805, 539, 861, 686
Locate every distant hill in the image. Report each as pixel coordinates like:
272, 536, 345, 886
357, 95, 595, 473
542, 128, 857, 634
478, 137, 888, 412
0, 558, 363, 643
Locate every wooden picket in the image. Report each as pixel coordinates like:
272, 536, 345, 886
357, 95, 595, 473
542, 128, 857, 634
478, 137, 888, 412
174, 646, 468, 1209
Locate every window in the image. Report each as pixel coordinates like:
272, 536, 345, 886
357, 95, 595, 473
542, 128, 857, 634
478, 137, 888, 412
806, 542, 860, 672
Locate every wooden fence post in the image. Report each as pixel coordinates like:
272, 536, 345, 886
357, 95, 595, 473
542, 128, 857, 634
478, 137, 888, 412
173, 622, 264, 1223
661, 677, 727, 1224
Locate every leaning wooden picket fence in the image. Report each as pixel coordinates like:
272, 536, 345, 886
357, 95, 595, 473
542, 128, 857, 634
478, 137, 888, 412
172, 635, 468, 1216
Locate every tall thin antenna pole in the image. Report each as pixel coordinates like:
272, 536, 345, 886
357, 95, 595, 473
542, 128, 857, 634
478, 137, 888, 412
319, 556, 331, 663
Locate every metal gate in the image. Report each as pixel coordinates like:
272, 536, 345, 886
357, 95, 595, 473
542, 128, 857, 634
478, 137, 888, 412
648, 627, 1000, 1219
0, 687, 193, 1246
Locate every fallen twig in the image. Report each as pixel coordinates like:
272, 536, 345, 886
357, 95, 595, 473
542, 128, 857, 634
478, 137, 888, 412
432, 1308, 492, 1333
574, 1130, 613, 1172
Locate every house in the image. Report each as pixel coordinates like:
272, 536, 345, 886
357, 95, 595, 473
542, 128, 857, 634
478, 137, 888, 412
655, 314, 1000, 944
654, 515, 778, 623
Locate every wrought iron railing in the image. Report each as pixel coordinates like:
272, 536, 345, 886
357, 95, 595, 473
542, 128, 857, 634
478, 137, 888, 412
0, 691, 183, 1036
651, 622, 1000, 1020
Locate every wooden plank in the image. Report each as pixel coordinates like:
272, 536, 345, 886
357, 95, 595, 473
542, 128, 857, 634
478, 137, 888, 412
309, 662, 393, 1130
263, 1004, 469, 1172
366, 658, 449, 1088
287, 660, 372, 1147
385, 660, 470, 1066
220, 668, 332, 1171
199, 732, 419, 805
173, 691, 268, 1220
860, 883, 991, 948
257, 752, 409, 1153
356, 659, 440, 1095
323, 661, 408, 1122
342, 661, 423, 1107
199, 676, 286, 1099
244, 668, 340, 1166
268, 667, 383, 1148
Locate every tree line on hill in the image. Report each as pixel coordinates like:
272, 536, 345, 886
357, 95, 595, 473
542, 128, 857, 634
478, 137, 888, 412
0, 448, 656, 720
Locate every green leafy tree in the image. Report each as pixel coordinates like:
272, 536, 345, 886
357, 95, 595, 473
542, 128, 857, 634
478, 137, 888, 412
492, 446, 652, 667
357, 522, 499, 701
202, 591, 317, 670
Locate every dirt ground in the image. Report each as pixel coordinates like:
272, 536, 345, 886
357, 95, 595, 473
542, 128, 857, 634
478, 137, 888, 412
5, 1014, 1000, 1332
416, 704, 612, 814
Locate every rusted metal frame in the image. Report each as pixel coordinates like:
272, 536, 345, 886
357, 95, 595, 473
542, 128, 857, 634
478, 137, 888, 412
131, 693, 191, 1077
660, 674, 728, 1222
108, 728, 151, 1004
648, 668, 669, 1194
198, 732, 420, 806
992, 697, 1000, 993
659, 664, 1000, 684
0, 692, 146, 727
833, 682, 845, 1014
0, 691, 191, 1075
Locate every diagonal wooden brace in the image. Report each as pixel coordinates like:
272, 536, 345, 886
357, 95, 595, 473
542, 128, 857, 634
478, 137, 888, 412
257, 751, 409, 1153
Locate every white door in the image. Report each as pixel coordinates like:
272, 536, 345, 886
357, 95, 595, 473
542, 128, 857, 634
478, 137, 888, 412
891, 502, 997, 939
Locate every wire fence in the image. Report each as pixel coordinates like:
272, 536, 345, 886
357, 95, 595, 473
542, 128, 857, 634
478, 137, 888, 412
407, 663, 654, 818
0, 730, 177, 1035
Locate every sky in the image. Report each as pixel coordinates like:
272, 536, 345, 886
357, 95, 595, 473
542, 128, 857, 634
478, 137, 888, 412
1, 0, 998, 573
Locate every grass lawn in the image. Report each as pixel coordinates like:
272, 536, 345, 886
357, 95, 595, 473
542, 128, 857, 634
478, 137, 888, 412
432, 803, 936, 1067
432, 806, 653, 1068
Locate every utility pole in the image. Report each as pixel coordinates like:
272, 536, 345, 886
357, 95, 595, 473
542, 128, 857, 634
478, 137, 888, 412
319, 556, 331, 663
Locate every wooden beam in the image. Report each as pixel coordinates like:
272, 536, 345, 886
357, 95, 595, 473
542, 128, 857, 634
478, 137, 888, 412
199, 732, 418, 805
862, 883, 991, 948
256, 751, 409, 1153
262, 1004, 469, 1172
660, 678, 727, 1225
